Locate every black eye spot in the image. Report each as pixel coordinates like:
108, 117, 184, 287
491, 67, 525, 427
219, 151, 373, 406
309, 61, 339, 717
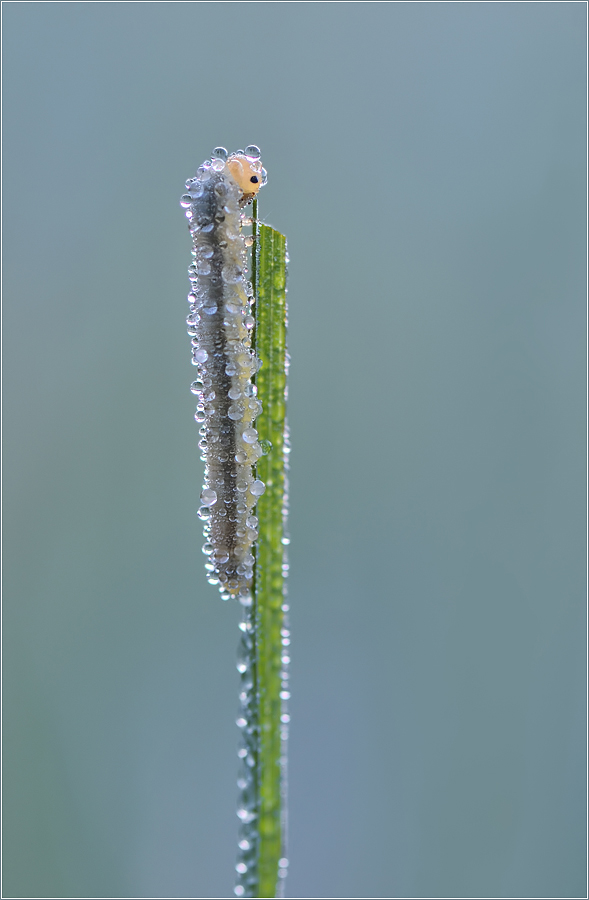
250, 176, 259, 184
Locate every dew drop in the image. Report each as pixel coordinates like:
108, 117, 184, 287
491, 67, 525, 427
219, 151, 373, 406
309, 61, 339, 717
250, 480, 266, 496
237, 808, 256, 823
222, 265, 243, 284
244, 145, 261, 159
200, 488, 217, 506
242, 428, 258, 444
259, 439, 272, 456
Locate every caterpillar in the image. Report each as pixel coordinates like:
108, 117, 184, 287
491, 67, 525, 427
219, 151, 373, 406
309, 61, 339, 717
180, 146, 267, 601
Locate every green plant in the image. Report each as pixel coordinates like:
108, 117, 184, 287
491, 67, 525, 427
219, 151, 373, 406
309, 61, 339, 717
234, 210, 289, 898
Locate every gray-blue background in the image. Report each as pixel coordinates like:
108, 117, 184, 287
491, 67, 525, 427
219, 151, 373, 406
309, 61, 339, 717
3, 3, 586, 898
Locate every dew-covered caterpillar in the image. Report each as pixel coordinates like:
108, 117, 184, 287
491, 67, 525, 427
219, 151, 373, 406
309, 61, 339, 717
180, 146, 268, 601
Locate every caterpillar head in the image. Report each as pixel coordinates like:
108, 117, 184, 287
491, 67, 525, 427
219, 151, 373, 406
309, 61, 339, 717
222, 146, 267, 204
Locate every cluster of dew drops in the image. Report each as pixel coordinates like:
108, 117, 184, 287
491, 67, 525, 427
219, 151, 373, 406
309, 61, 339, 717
182, 145, 266, 598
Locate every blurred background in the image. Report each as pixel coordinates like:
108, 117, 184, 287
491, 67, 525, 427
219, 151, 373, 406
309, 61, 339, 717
3, 3, 586, 898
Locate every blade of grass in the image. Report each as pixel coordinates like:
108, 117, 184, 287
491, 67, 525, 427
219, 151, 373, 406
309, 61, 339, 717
252, 220, 289, 898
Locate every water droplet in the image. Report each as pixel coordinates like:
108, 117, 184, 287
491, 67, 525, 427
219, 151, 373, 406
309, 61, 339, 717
202, 542, 213, 555
260, 168, 268, 186
212, 550, 229, 564
200, 488, 217, 506
242, 428, 258, 444
203, 305, 218, 316
212, 146, 228, 160
211, 157, 225, 171
278, 858, 289, 868
235, 862, 248, 874
246, 515, 258, 528
244, 145, 261, 159
244, 235, 254, 248
237, 808, 256, 823
180, 194, 192, 208
194, 409, 206, 422
222, 265, 243, 284
250, 480, 266, 496
259, 439, 272, 456
236, 717, 247, 728
238, 839, 250, 851
234, 886, 245, 896
190, 380, 203, 394
244, 315, 255, 329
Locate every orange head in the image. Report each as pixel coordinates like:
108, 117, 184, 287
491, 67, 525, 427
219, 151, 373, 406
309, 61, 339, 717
226, 152, 265, 202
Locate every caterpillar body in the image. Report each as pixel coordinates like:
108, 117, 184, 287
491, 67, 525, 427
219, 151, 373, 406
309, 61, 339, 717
180, 146, 267, 601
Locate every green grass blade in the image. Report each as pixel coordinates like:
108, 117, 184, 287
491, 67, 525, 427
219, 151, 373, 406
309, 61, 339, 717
252, 222, 289, 898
